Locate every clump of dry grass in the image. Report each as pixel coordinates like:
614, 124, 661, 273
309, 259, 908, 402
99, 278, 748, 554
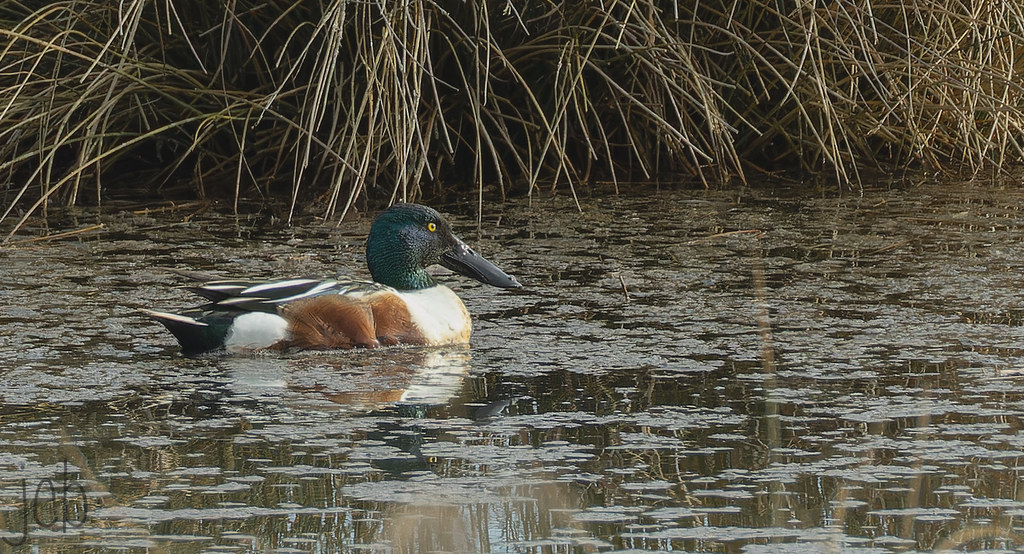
1, 1, 1023, 237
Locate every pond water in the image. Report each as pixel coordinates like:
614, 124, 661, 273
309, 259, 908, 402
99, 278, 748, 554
2, 180, 1024, 552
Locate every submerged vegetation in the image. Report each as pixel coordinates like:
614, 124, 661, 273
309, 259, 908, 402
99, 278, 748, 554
1, 0, 1023, 234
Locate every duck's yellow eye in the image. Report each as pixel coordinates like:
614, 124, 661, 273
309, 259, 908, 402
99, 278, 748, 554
427, 222, 437, 232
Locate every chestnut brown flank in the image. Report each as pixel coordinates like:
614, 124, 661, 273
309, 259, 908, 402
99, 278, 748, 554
278, 293, 424, 349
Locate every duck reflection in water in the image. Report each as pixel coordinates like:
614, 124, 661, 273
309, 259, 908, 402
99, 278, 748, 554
222, 348, 476, 413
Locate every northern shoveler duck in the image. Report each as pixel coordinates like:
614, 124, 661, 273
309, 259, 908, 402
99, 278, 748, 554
144, 203, 521, 355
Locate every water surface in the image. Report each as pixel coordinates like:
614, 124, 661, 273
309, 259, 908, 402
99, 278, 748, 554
2, 181, 1024, 551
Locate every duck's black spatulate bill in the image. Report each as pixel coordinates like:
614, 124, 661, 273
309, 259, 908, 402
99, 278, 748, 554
441, 239, 521, 289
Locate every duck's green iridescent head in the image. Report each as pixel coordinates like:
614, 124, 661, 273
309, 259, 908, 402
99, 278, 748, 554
365, 203, 521, 291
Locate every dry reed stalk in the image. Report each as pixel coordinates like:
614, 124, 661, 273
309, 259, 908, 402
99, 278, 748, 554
1, 0, 1023, 237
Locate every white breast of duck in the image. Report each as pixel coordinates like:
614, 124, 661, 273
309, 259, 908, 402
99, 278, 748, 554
399, 284, 473, 345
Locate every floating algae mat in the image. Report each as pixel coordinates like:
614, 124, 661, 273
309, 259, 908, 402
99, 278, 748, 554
2, 180, 1024, 551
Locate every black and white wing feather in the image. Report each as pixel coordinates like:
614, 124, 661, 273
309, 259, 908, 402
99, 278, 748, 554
186, 277, 388, 312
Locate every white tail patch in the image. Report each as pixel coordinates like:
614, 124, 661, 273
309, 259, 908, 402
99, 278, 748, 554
142, 309, 208, 327
224, 312, 290, 352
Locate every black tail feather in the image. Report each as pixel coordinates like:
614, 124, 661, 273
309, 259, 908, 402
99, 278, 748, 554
142, 310, 232, 355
